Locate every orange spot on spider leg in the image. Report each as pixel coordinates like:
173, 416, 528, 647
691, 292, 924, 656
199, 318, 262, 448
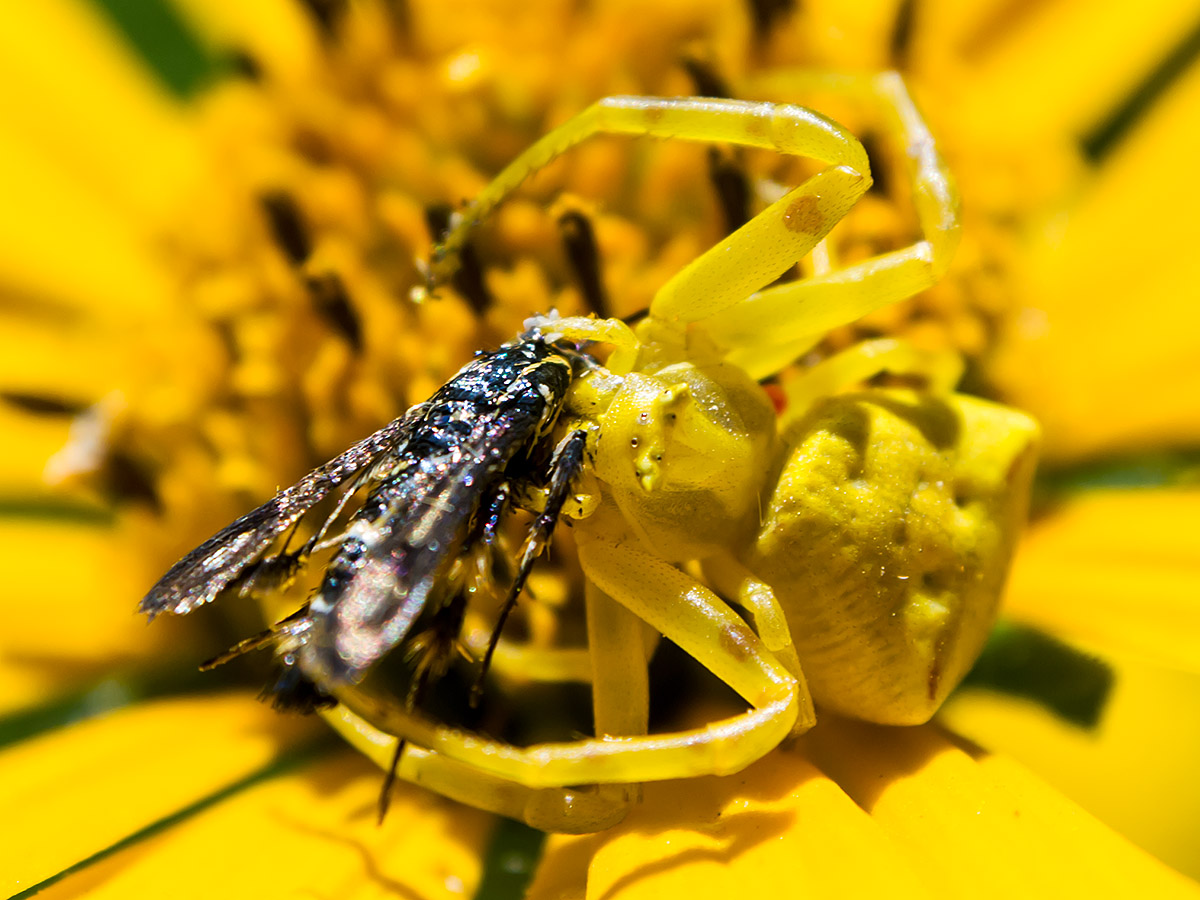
720, 623, 755, 663
782, 194, 825, 234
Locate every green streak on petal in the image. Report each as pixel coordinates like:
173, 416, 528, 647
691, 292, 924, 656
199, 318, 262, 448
84, 0, 219, 97
0, 497, 114, 524
1033, 449, 1200, 515
475, 818, 547, 900
1082, 12, 1200, 161
8, 734, 337, 900
958, 622, 1115, 729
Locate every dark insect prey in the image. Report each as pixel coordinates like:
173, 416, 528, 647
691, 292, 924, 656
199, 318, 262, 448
139, 325, 591, 710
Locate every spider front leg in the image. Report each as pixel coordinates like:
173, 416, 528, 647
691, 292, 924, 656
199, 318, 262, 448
324, 536, 801, 804
423, 95, 873, 300
322, 705, 632, 833
686, 73, 962, 378
333, 581, 655, 833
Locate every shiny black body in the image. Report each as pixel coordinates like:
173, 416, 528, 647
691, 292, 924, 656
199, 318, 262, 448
140, 329, 585, 700
300, 335, 576, 685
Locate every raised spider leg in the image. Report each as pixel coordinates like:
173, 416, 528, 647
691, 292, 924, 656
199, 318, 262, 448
425, 96, 872, 304
692, 72, 962, 378
780, 336, 964, 426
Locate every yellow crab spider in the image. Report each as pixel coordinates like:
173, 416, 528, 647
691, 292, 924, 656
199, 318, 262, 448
326, 72, 1040, 833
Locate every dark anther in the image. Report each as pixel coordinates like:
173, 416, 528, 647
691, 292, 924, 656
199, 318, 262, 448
228, 49, 263, 81
858, 132, 891, 198
0, 392, 87, 417
889, 0, 918, 69
681, 55, 732, 98
304, 272, 364, 352
558, 210, 609, 318
425, 204, 495, 314
292, 129, 335, 166
107, 451, 162, 512
260, 191, 312, 265
298, 0, 347, 37
707, 147, 751, 235
424, 204, 453, 246
745, 0, 796, 40
380, 0, 412, 48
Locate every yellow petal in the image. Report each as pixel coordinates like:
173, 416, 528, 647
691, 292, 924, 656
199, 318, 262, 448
0, 693, 322, 894
944, 655, 1200, 882
0, 127, 176, 315
0, 0, 206, 228
994, 60, 1200, 458
0, 519, 202, 715
0, 315, 156, 401
801, 717, 1200, 897
529, 749, 932, 899
0, 404, 74, 499
919, 0, 1200, 144
170, 0, 321, 87
35, 749, 492, 900
1003, 489, 1200, 670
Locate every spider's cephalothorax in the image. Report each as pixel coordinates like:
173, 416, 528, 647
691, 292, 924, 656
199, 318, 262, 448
142, 73, 1038, 834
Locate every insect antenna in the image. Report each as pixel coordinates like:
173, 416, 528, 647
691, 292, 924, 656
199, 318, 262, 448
557, 209, 609, 318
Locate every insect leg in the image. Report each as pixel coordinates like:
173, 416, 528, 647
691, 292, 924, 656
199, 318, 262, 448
472, 428, 588, 703
377, 738, 407, 825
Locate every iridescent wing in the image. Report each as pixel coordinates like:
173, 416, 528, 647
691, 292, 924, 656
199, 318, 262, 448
138, 409, 422, 619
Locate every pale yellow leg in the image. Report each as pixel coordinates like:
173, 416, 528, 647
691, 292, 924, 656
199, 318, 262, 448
474, 639, 594, 684
425, 96, 873, 311
701, 553, 815, 737
780, 337, 964, 427
648, 164, 869, 327
328, 536, 797, 791
526, 313, 640, 375
585, 580, 651, 739
693, 72, 961, 379
742, 70, 959, 267
573, 580, 656, 825
323, 705, 629, 833
325, 584, 655, 833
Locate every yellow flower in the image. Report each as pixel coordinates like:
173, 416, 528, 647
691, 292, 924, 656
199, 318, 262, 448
2, 0, 1199, 897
